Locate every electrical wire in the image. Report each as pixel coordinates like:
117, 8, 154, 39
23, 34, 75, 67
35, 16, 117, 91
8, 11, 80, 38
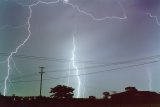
8, 59, 160, 83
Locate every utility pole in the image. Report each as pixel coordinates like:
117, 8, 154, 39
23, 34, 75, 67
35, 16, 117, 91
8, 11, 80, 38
39, 66, 45, 97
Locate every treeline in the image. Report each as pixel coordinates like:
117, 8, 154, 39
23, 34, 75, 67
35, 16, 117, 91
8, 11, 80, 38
0, 85, 160, 107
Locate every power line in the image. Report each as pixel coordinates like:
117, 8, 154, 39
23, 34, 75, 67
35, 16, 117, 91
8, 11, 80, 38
3, 64, 112, 82
5, 59, 158, 82
8, 59, 160, 84
1, 52, 160, 65
4, 54, 160, 82
0, 52, 105, 64
1, 52, 160, 82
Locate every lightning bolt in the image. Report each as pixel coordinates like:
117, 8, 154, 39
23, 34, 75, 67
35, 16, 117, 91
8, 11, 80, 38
3, 1, 32, 96
11, 58, 21, 74
71, 35, 81, 98
146, 65, 152, 91
17, 0, 127, 21
145, 12, 159, 91
2, 0, 160, 97
64, 0, 127, 21
146, 13, 160, 26
3, 0, 127, 96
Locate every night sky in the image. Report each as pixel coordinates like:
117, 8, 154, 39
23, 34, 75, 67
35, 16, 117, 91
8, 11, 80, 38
0, 0, 160, 98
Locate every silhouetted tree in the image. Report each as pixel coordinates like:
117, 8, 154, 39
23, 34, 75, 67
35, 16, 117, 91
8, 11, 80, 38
111, 91, 117, 94
125, 87, 138, 92
103, 91, 110, 99
50, 85, 74, 98
89, 96, 96, 99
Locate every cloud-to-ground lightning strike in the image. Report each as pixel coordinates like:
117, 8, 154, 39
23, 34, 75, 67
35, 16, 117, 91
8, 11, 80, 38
3, 2, 32, 96
146, 65, 152, 91
71, 35, 81, 98
3, 0, 128, 96
145, 12, 160, 92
